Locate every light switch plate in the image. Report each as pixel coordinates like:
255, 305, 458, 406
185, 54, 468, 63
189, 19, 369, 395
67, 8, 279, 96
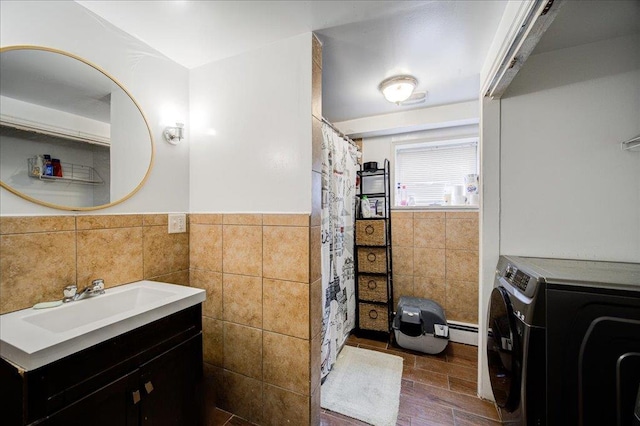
168, 213, 186, 233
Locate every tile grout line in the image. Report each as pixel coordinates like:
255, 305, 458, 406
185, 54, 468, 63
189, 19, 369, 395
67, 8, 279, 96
141, 217, 146, 281
450, 407, 458, 426
406, 382, 500, 421
452, 406, 502, 424
260, 216, 265, 415
444, 212, 449, 317
74, 216, 79, 287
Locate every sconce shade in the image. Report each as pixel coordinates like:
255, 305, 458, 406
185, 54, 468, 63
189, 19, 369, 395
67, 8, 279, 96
379, 75, 418, 104
164, 122, 184, 145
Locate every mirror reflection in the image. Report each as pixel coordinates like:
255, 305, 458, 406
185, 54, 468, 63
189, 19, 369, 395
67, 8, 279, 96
0, 46, 153, 210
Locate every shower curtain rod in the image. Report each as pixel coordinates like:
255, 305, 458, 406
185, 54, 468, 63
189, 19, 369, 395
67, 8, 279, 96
321, 117, 359, 149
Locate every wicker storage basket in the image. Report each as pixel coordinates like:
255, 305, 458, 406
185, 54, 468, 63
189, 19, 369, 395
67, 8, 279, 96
358, 274, 388, 302
357, 247, 387, 273
355, 220, 386, 246
358, 302, 389, 332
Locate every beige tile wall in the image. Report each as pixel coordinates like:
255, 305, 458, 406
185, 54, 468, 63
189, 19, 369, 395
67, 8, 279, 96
193, 213, 319, 426
1, 211, 321, 425
0, 214, 189, 314
391, 211, 479, 324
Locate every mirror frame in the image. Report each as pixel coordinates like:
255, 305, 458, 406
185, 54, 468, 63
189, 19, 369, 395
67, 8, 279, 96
0, 45, 155, 211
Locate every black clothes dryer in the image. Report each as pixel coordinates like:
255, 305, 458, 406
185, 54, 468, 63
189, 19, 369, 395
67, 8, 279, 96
531, 257, 640, 426
489, 256, 640, 426
487, 256, 547, 425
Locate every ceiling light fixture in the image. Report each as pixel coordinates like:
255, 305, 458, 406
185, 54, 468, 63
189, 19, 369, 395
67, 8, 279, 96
378, 75, 418, 104
398, 91, 427, 106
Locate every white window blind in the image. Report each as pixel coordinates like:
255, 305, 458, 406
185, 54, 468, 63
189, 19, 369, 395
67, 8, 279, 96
395, 139, 478, 206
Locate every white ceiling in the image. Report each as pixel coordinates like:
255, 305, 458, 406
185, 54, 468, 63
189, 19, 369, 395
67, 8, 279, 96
315, 1, 507, 121
75, 1, 508, 122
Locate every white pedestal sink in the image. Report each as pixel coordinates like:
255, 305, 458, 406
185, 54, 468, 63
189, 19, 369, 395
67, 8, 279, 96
0, 281, 205, 370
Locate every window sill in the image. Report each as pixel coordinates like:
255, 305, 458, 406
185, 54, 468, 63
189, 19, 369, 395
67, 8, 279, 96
391, 204, 479, 212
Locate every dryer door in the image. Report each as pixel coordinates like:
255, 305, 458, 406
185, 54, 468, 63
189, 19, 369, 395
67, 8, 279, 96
487, 286, 521, 411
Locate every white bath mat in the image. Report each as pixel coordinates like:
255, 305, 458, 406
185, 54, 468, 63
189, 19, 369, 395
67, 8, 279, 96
321, 345, 403, 426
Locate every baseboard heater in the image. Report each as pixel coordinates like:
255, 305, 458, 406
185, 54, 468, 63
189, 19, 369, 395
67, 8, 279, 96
447, 322, 479, 346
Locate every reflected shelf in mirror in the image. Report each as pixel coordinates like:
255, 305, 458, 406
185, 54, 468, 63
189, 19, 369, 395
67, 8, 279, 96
27, 157, 104, 185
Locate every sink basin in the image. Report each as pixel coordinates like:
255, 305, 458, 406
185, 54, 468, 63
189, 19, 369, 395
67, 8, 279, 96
23, 287, 174, 333
0, 281, 205, 370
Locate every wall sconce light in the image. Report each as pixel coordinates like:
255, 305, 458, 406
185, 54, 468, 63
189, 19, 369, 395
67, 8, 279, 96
378, 75, 418, 104
163, 122, 185, 145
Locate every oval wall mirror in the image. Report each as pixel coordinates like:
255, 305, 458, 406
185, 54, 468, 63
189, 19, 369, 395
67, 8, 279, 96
0, 46, 154, 211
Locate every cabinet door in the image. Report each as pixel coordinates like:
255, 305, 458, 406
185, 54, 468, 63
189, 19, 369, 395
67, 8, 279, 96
40, 369, 140, 426
139, 333, 203, 426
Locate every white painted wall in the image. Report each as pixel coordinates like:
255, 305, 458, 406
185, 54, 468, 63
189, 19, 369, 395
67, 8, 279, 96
478, 31, 640, 401
336, 100, 479, 139
500, 34, 640, 262
477, 97, 501, 400
362, 124, 479, 165
362, 122, 479, 206
356, 101, 480, 197
476, 0, 539, 402
0, 1, 189, 215
189, 33, 312, 213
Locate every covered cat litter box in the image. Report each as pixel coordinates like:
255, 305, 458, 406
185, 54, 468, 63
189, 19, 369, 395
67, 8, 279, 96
392, 296, 449, 354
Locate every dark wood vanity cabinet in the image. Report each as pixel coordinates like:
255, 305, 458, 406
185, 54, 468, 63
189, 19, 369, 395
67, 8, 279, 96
40, 369, 140, 426
0, 305, 203, 426
138, 334, 202, 425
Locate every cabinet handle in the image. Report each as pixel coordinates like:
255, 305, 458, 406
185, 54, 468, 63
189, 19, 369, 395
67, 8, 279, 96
132, 390, 141, 405
367, 253, 376, 262
144, 381, 154, 394
365, 225, 374, 235
367, 280, 377, 290
369, 309, 378, 319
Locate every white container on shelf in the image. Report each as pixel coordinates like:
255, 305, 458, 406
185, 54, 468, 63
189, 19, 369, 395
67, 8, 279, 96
362, 175, 384, 194
465, 174, 478, 195
443, 186, 452, 205
451, 184, 465, 205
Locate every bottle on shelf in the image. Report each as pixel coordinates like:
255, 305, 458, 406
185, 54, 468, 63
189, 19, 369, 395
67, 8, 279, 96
443, 185, 452, 205
361, 195, 372, 218
43, 155, 53, 176
400, 185, 408, 206
52, 159, 63, 177
30, 155, 44, 177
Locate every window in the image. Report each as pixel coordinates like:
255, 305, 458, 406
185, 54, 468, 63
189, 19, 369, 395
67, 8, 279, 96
394, 138, 478, 206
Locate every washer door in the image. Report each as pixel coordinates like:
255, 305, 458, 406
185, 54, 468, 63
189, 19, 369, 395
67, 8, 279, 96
487, 286, 521, 411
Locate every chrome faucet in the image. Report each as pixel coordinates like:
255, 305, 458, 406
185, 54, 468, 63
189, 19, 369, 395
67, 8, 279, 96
63, 279, 105, 303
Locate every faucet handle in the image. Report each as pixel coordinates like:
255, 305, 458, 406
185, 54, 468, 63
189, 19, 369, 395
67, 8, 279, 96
91, 279, 105, 293
63, 285, 77, 298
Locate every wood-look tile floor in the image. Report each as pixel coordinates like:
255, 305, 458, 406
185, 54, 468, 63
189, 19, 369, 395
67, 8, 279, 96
207, 334, 501, 426
321, 334, 501, 425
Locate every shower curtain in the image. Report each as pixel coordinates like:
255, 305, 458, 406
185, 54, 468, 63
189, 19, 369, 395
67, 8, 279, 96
320, 123, 359, 381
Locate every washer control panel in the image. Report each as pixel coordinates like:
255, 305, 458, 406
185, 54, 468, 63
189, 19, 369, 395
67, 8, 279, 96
504, 264, 531, 292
